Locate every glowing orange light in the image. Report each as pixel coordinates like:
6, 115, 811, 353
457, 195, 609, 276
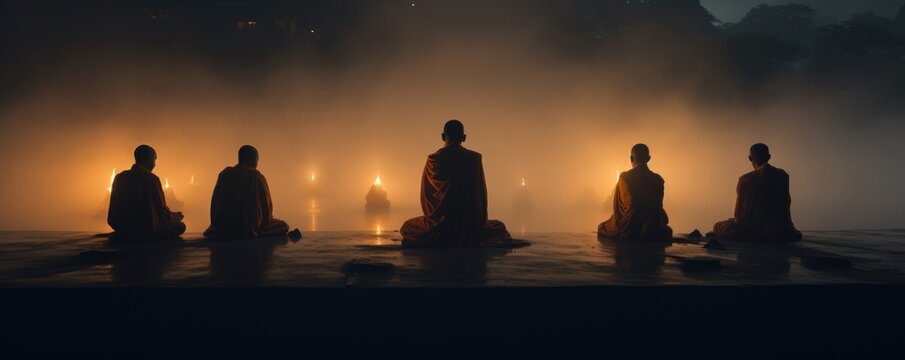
374, 175, 382, 187
311, 173, 316, 181
615, 169, 620, 184
376, 224, 382, 235
190, 175, 195, 185
164, 177, 170, 190
107, 168, 116, 192
520, 177, 526, 187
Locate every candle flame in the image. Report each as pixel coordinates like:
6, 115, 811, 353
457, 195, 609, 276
520, 177, 526, 187
311, 173, 316, 181
374, 175, 382, 187
164, 177, 170, 190
107, 168, 116, 192
376, 224, 382, 235
190, 175, 194, 185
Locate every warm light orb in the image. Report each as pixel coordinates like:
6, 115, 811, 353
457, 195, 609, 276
374, 175, 382, 187
107, 168, 116, 193
520, 177, 526, 187
310, 172, 316, 181
164, 177, 170, 190
190, 175, 195, 185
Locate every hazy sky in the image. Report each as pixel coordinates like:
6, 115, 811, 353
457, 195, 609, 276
702, 0, 904, 23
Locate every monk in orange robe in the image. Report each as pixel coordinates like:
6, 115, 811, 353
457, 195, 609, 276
598, 144, 672, 241
108, 145, 186, 241
204, 145, 290, 240
400, 120, 511, 244
711, 143, 802, 242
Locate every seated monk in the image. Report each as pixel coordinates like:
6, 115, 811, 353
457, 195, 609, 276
711, 143, 802, 242
108, 145, 186, 241
598, 144, 672, 241
400, 120, 511, 244
204, 145, 291, 240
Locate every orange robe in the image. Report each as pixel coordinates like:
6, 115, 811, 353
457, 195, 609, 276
713, 164, 802, 242
108, 164, 185, 241
401, 144, 511, 244
204, 164, 289, 239
598, 165, 672, 241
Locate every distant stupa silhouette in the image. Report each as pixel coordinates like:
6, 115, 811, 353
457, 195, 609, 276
365, 176, 390, 213
577, 182, 604, 213
162, 178, 184, 211
512, 178, 534, 217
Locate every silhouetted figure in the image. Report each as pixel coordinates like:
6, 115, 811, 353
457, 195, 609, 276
711, 144, 802, 242
108, 145, 186, 241
204, 145, 291, 239
400, 120, 511, 244
598, 144, 672, 241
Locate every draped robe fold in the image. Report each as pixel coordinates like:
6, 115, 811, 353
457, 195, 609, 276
204, 165, 289, 239
713, 164, 802, 242
108, 164, 185, 241
598, 165, 672, 241
401, 144, 511, 244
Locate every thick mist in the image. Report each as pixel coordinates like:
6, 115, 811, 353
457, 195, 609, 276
0, 1, 902, 233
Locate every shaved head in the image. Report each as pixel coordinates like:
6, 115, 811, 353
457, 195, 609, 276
442, 119, 466, 144
631, 143, 651, 166
133, 144, 157, 171
238, 145, 259, 167
749, 143, 771, 166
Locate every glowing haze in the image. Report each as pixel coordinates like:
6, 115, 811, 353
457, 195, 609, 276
0, 1, 902, 233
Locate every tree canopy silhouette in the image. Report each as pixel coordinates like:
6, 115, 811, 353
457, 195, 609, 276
723, 4, 817, 46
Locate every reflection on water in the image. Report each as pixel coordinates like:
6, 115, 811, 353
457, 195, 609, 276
512, 181, 533, 237
111, 244, 184, 286
366, 210, 389, 240
209, 237, 287, 285
598, 238, 669, 273
736, 249, 791, 277
308, 199, 320, 232
402, 248, 510, 286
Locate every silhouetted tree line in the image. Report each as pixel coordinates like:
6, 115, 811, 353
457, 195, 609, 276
723, 4, 905, 86
2, 0, 904, 105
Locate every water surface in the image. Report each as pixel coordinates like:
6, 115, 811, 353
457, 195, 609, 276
1, 230, 904, 287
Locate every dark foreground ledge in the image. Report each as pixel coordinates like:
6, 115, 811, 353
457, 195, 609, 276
2, 285, 903, 357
